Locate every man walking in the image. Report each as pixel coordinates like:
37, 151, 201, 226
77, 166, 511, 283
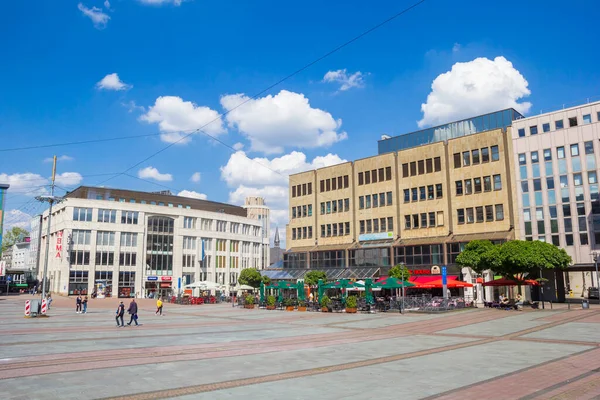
155, 296, 163, 316
82, 295, 88, 314
126, 298, 139, 326
116, 301, 125, 327
76, 295, 82, 313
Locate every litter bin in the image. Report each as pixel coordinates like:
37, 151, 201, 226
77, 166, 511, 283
582, 299, 590, 309
30, 299, 40, 316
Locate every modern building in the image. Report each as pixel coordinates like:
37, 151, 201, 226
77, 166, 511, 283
269, 227, 284, 266
285, 116, 519, 296
512, 101, 600, 300
28, 215, 43, 275
37, 186, 268, 297
242, 196, 270, 268
0, 183, 9, 254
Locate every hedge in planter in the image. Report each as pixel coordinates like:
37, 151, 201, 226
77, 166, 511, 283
284, 298, 295, 311
245, 295, 255, 309
297, 299, 307, 312
320, 295, 331, 312
345, 295, 357, 313
266, 295, 276, 310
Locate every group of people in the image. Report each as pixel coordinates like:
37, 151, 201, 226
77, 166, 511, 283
75, 295, 88, 314
114, 296, 164, 327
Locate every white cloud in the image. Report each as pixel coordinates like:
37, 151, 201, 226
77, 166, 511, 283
54, 172, 83, 187
177, 190, 207, 200
190, 172, 201, 183
220, 90, 347, 154
104, 0, 111, 10
3, 210, 32, 234
418, 56, 531, 128
138, 166, 173, 182
96, 73, 132, 91
452, 43, 462, 53
44, 155, 73, 163
233, 142, 244, 151
77, 3, 110, 29
0, 173, 47, 194
138, 0, 182, 5
122, 100, 145, 113
140, 96, 225, 144
322, 69, 366, 91
220, 151, 346, 187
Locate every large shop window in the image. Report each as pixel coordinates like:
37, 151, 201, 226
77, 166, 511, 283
95, 271, 113, 297
146, 216, 174, 276
394, 245, 443, 266
310, 251, 345, 269
349, 248, 390, 267
118, 272, 136, 298
69, 271, 89, 295
283, 252, 307, 269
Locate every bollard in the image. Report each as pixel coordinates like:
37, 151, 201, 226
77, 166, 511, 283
24, 300, 30, 317
41, 299, 47, 315
582, 299, 590, 309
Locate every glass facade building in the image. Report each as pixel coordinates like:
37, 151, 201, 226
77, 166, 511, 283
378, 109, 523, 154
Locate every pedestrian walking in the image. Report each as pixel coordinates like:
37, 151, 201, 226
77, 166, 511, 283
82, 295, 88, 314
76, 295, 82, 313
155, 297, 163, 316
115, 301, 125, 327
126, 298, 139, 326
46, 293, 52, 310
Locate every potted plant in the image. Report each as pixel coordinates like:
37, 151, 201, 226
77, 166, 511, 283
297, 299, 307, 312
266, 295, 276, 310
345, 295, 357, 313
244, 295, 255, 309
284, 298, 295, 311
320, 295, 331, 312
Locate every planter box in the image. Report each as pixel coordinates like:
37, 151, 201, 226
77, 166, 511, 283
244, 304, 255, 309
285, 306, 295, 311
346, 308, 357, 314
297, 306, 307, 312
321, 307, 329, 312
266, 305, 275, 310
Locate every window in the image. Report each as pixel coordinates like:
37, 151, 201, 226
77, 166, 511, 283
358, 173, 364, 186
456, 181, 463, 195
484, 176, 492, 192
183, 236, 197, 250
182, 254, 195, 268
332, 201, 338, 213
457, 209, 465, 224
418, 160, 424, 175
344, 198, 350, 211
326, 179, 331, 191
96, 231, 115, 246
73, 207, 92, 222
366, 220, 372, 233
386, 191, 393, 205
474, 177, 482, 193
72, 230, 91, 245
332, 178, 337, 190
69, 250, 90, 265
491, 145, 499, 161
183, 217, 195, 229
485, 205, 494, 222
547, 177, 555, 189
426, 159, 433, 173
521, 181, 529, 193
98, 209, 116, 223
493, 175, 502, 190
419, 186, 426, 201
410, 162, 417, 176
372, 170, 377, 183
436, 184, 443, 198
359, 196, 364, 209
308, 204, 313, 216
387, 217, 393, 232
472, 149, 480, 164
120, 252, 137, 267
555, 120, 564, 130
434, 157, 441, 172
309, 182, 314, 193
365, 195, 371, 208
428, 185, 434, 200
465, 179, 472, 195
557, 146, 565, 159
476, 207, 484, 223
530, 125, 538, 135
412, 214, 419, 229
481, 147, 490, 163
495, 204, 504, 221
345, 222, 350, 235
542, 123, 550, 133
420, 213, 427, 228
429, 212, 436, 227
466, 208, 474, 223
402, 163, 409, 177
372, 194, 378, 208
462, 151, 471, 166
543, 149, 552, 161
519, 153, 526, 165
404, 189, 410, 203
453, 153, 461, 168
569, 117, 578, 127
411, 188, 418, 202
589, 171, 598, 184
95, 251, 114, 266
405, 215, 411, 229
320, 203, 325, 215
385, 166, 392, 180
518, 128, 525, 137
571, 144, 579, 157
120, 232, 137, 247
533, 179, 542, 191
566, 234, 574, 246
531, 151, 539, 164
121, 211, 139, 225
580, 233, 589, 246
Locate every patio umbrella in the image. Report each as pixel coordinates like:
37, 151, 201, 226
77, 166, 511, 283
296, 280, 305, 301
413, 279, 473, 289
372, 277, 415, 289
234, 284, 255, 291
259, 281, 265, 303
317, 279, 324, 303
482, 277, 539, 287
365, 278, 374, 304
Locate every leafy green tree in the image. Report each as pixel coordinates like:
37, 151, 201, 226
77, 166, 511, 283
261, 275, 271, 286
455, 240, 495, 273
304, 270, 327, 286
238, 268, 263, 288
388, 264, 411, 280
2, 227, 29, 253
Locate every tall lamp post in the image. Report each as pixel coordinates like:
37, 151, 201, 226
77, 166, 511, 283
592, 252, 600, 298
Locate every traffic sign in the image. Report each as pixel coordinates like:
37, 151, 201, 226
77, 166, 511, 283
6, 276, 12, 282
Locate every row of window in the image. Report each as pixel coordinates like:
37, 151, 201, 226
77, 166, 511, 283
456, 175, 502, 195
320, 175, 350, 192
292, 204, 313, 219
359, 192, 393, 209
457, 205, 504, 224
291, 226, 314, 240
453, 145, 500, 168
71, 230, 138, 247
69, 250, 138, 267
401, 157, 442, 178
320, 198, 350, 215
404, 211, 444, 229
403, 184, 443, 203
517, 112, 598, 137
358, 167, 392, 185
93, 195, 195, 209
359, 217, 394, 235
291, 182, 313, 198
321, 222, 351, 238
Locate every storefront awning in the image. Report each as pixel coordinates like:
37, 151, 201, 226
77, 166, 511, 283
260, 267, 381, 280
448, 231, 513, 243
393, 236, 449, 246
353, 240, 394, 248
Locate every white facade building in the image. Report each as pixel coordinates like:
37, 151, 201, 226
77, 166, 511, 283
28, 215, 42, 274
512, 101, 600, 299
38, 186, 268, 298
243, 196, 271, 268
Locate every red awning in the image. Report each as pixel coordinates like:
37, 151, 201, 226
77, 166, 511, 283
410, 276, 458, 284
411, 277, 472, 289
482, 278, 539, 287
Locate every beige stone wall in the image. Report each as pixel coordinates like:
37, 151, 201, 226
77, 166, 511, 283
315, 162, 354, 246
287, 170, 316, 247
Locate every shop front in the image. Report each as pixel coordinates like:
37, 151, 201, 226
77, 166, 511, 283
118, 271, 136, 298
69, 270, 89, 295
159, 276, 173, 298
145, 276, 158, 298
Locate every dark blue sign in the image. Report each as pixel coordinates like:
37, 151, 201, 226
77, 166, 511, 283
6, 276, 11, 282
147, 276, 158, 281
178, 277, 181, 289
441, 266, 447, 285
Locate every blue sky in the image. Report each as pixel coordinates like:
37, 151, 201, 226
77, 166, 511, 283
2, 0, 600, 247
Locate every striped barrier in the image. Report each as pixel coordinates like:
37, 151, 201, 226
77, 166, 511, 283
41, 299, 47, 315
24, 300, 30, 316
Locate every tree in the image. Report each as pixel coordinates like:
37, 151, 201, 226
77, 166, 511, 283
455, 240, 495, 274
304, 270, 327, 286
261, 275, 271, 286
2, 227, 29, 253
388, 264, 411, 281
238, 268, 263, 288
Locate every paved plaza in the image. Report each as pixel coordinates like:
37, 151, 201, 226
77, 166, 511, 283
0, 296, 599, 399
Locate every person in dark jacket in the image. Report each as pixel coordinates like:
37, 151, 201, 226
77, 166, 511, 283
116, 301, 125, 327
76, 295, 82, 313
126, 299, 139, 326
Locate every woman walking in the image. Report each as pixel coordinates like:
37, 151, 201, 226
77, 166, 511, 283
155, 297, 163, 316
82, 295, 88, 314
76, 295, 82, 313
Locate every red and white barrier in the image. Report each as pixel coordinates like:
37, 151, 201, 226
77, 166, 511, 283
41, 299, 47, 315
24, 300, 31, 316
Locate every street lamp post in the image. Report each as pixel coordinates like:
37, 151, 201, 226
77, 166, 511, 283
592, 252, 600, 298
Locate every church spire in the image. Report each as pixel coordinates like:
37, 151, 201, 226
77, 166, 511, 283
273, 226, 280, 248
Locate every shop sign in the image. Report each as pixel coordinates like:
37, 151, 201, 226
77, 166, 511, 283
411, 266, 442, 275
358, 232, 394, 241
55, 231, 63, 259
147, 276, 158, 281
161, 276, 172, 281
160, 283, 171, 288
